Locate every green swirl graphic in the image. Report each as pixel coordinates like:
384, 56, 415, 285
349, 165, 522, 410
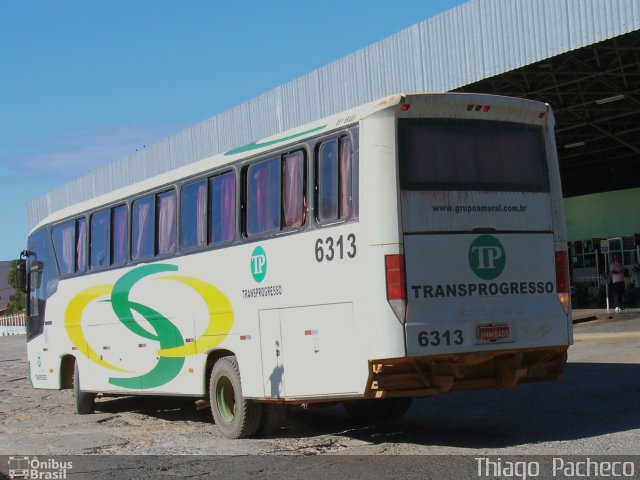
108, 264, 185, 389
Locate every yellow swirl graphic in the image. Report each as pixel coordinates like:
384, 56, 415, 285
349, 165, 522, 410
156, 275, 234, 357
64, 284, 132, 373
64, 267, 235, 389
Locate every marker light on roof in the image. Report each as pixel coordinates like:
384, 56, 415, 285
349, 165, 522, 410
467, 104, 492, 112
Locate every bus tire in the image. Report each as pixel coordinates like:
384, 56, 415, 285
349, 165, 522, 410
209, 355, 261, 439
343, 397, 412, 421
387, 397, 413, 419
73, 362, 95, 415
258, 404, 287, 436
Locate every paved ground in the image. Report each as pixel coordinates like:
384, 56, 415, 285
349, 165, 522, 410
570, 309, 640, 363
0, 314, 639, 462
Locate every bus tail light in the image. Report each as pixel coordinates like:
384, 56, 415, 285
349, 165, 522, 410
385, 254, 407, 324
555, 251, 570, 313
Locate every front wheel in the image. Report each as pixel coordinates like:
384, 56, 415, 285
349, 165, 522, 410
73, 361, 95, 415
209, 356, 261, 439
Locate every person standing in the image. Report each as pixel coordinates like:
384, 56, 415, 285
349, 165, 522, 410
610, 254, 625, 311
628, 260, 640, 306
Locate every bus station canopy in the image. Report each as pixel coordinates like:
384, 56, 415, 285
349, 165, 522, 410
28, 0, 640, 229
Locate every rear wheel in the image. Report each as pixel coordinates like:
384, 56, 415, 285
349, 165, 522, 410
258, 404, 287, 436
209, 356, 261, 439
73, 361, 95, 415
387, 396, 413, 419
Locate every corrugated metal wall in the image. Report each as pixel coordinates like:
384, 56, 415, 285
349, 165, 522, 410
27, 0, 640, 230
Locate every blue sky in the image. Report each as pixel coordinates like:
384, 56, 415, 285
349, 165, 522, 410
0, 0, 465, 261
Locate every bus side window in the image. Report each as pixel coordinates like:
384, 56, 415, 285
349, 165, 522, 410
132, 195, 155, 260
181, 179, 208, 250
211, 171, 236, 243
246, 157, 281, 236
90, 209, 110, 269
111, 205, 128, 266
316, 136, 352, 223
52, 218, 87, 275
157, 190, 177, 256
52, 222, 74, 275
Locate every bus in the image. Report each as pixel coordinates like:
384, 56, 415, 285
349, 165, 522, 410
16, 93, 572, 439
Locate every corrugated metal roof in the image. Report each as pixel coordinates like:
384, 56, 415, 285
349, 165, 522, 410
27, 0, 640, 230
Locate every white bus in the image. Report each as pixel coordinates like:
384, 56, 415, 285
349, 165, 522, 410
16, 93, 572, 438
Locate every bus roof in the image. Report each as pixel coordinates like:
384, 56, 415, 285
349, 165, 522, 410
31, 92, 551, 232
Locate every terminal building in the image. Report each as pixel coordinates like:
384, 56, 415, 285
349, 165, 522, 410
28, 0, 640, 306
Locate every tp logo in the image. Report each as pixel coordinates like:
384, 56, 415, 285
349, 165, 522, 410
251, 246, 267, 283
468, 235, 505, 280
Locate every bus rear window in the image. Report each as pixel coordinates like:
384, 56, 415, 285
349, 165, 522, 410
398, 119, 549, 192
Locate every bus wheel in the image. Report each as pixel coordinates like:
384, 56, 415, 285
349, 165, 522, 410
343, 397, 412, 421
258, 404, 287, 436
73, 362, 95, 415
209, 356, 261, 439
387, 396, 413, 419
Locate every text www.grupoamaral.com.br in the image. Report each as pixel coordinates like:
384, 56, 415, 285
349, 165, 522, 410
432, 204, 528, 214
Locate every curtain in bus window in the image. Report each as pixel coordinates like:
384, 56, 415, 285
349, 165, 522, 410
112, 205, 127, 265
283, 151, 304, 228
53, 222, 75, 275
196, 182, 207, 245
211, 172, 235, 243
133, 197, 154, 259
157, 191, 177, 255
318, 140, 339, 221
339, 137, 352, 219
247, 159, 280, 235
76, 218, 87, 272
62, 223, 74, 274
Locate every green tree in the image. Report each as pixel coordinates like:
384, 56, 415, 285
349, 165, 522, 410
6, 259, 25, 314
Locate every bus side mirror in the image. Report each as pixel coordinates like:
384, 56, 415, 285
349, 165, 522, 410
15, 259, 27, 293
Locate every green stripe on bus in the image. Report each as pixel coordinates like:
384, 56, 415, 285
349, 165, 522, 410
224, 125, 327, 156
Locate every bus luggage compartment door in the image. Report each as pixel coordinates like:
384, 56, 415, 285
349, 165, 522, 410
403, 232, 570, 357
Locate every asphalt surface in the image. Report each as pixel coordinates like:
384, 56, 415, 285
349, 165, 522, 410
0, 315, 639, 478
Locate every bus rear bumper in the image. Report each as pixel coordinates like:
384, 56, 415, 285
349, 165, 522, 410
365, 346, 568, 398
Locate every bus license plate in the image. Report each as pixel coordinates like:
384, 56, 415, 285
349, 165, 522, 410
476, 324, 510, 342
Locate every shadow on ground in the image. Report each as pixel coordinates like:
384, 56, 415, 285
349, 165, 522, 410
93, 363, 640, 447
96, 395, 211, 423
289, 363, 640, 448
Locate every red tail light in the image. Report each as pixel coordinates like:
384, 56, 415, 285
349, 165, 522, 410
555, 251, 569, 293
385, 254, 407, 324
555, 251, 570, 313
385, 254, 406, 301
